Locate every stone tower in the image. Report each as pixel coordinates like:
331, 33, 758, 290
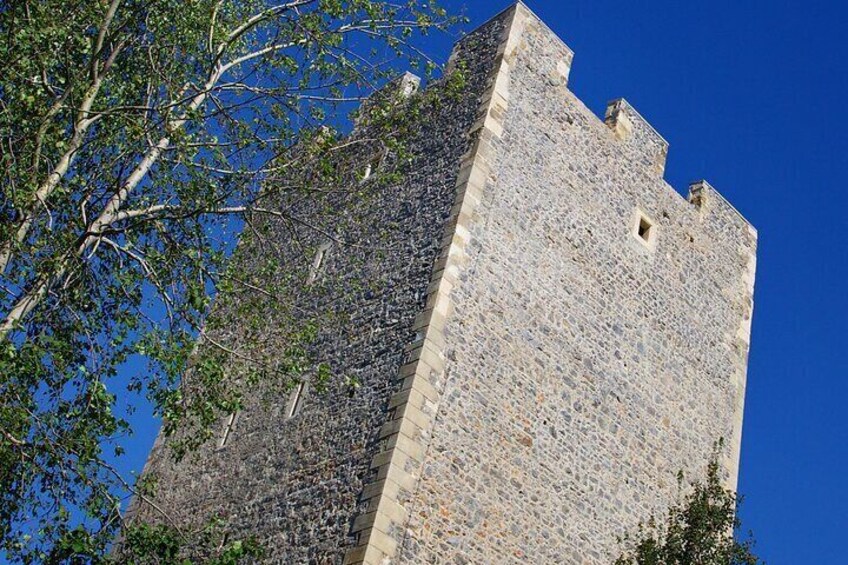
134, 3, 758, 563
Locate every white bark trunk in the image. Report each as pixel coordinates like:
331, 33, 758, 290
0, 81, 104, 274
0, 78, 216, 339
0, 0, 123, 275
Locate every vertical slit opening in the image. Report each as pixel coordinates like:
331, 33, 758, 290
306, 244, 330, 284
218, 412, 238, 448
287, 381, 307, 419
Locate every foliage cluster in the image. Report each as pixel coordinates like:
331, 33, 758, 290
615, 450, 762, 565
0, 0, 462, 561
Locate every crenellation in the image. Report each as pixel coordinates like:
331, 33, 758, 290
689, 179, 758, 242
605, 98, 670, 177
353, 71, 421, 131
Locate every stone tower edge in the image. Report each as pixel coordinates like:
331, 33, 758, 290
342, 4, 550, 563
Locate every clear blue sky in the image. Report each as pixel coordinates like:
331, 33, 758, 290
113, 1, 846, 563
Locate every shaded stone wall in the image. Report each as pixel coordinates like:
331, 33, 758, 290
131, 13, 510, 565
393, 4, 757, 564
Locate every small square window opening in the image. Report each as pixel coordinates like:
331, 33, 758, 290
631, 209, 657, 250
638, 217, 652, 241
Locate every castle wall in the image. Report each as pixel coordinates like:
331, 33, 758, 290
130, 15, 508, 564
132, 4, 757, 564
391, 4, 757, 564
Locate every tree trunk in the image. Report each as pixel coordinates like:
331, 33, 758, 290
0, 0, 123, 274
0, 79, 215, 338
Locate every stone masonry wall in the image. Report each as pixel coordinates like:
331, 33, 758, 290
133, 3, 757, 564
131, 14, 509, 565
393, 3, 757, 564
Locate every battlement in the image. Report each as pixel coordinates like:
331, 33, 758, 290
416, 2, 752, 237
354, 71, 421, 129
690, 179, 758, 238
605, 98, 670, 177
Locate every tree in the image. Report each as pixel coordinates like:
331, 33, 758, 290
0, 0, 461, 561
615, 450, 762, 565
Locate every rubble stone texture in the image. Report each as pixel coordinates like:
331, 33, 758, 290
134, 3, 758, 564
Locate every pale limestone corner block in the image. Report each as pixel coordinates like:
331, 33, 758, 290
361, 528, 398, 558
373, 496, 409, 527
388, 388, 426, 411
494, 62, 511, 99
370, 448, 405, 470
398, 360, 420, 378
379, 416, 422, 442
376, 462, 418, 491
454, 179, 484, 207
426, 275, 454, 297
351, 511, 380, 534
400, 375, 439, 403
342, 545, 367, 565
483, 116, 504, 139
454, 158, 475, 181
557, 58, 572, 82
394, 402, 432, 431
423, 328, 446, 352
387, 389, 412, 410
609, 109, 633, 141
360, 479, 389, 502
361, 545, 390, 565
430, 291, 454, 319
387, 432, 427, 463
416, 346, 446, 374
